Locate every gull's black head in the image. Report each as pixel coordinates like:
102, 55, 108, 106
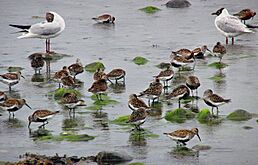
212, 8, 224, 16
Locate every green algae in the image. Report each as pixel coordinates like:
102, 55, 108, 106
85, 61, 105, 73
111, 115, 130, 126
85, 94, 118, 111
37, 132, 95, 142
129, 163, 144, 165
208, 62, 228, 69
227, 109, 252, 121
139, 6, 161, 14
7, 66, 24, 72
165, 108, 195, 123
133, 56, 149, 65
171, 146, 198, 157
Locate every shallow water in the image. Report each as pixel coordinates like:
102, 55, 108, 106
0, 0, 258, 164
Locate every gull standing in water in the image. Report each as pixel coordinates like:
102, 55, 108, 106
212, 8, 253, 45
10, 11, 65, 53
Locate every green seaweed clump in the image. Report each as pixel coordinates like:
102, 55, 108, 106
54, 88, 82, 100
208, 62, 228, 69
171, 146, 198, 157
7, 66, 24, 72
111, 115, 130, 126
165, 108, 195, 123
227, 109, 252, 121
139, 6, 161, 14
86, 94, 118, 111
197, 108, 212, 123
209, 74, 225, 82
38, 132, 95, 142
85, 61, 105, 73
133, 56, 149, 65
155, 62, 171, 69
129, 162, 145, 165
257, 119, 258, 123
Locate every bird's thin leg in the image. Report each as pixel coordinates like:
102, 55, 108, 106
178, 99, 181, 109
45, 39, 48, 53
211, 107, 214, 116
232, 37, 234, 45
9, 85, 11, 91
216, 107, 219, 116
226, 37, 228, 45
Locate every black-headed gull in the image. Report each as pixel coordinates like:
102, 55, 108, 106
212, 8, 253, 45
10, 11, 65, 53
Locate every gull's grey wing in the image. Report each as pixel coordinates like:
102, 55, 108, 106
216, 16, 248, 33
29, 22, 61, 36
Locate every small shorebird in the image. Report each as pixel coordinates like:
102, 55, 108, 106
93, 68, 106, 81
192, 45, 212, 59
0, 98, 32, 117
92, 14, 115, 24
127, 107, 148, 131
106, 68, 126, 84
212, 8, 253, 45
29, 53, 45, 74
68, 58, 84, 80
0, 91, 7, 103
28, 109, 59, 128
10, 11, 65, 53
166, 85, 190, 109
61, 75, 78, 88
164, 128, 201, 146
88, 76, 108, 101
138, 78, 163, 105
213, 42, 226, 62
171, 48, 193, 60
128, 94, 149, 111
62, 93, 85, 116
54, 66, 69, 88
185, 75, 200, 97
233, 9, 256, 24
0, 71, 25, 91
154, 66, 174, 87
203, 89, 231, 116
170, 54, 195, 71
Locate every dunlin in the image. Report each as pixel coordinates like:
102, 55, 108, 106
54, 66, 70, 88
185, 75, 200, 97
10, 11, 65, 53
166, 85, 190, 108
213, 42, 226, 62
139, 78, 163, 105
30, 53, 45, 74
233, 9, 256, 24
106, 68, 126, 84
68, 58, 84, 79
61, 75, 78, 88
203, 89, 231, 116
155, 66, 174, 86
0, 91, 7, 103
127, 107, 147, 131
170, 54, 195, 71
164, 128, 201, 146
93, 68, 106, 81
0, 71, 25, 91
92, 14, 115, 24
28, 109, 59, 128
128, 94, 149, 111
88, 76, 108, 101
62, 93, 85, 115
192, 45, 212, 59
212, 8, 253, 45
0, 98, 32, 117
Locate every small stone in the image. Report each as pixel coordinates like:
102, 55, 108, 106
166, 0, 191, 8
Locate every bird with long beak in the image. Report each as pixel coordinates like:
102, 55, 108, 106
164, 128, 201, 146
28, 109, 59, 128
0, 71, 25, 91
0, 98, 31, 118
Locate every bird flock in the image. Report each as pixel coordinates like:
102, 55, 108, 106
0, 6, 256, 148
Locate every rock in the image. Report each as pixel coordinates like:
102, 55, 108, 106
192, 145, 212, 151
165, 0, 191, 8
96, 151, 133, 164
242, 126, 253, 130
227, 109, 252, 121
165, 108, 195, 123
